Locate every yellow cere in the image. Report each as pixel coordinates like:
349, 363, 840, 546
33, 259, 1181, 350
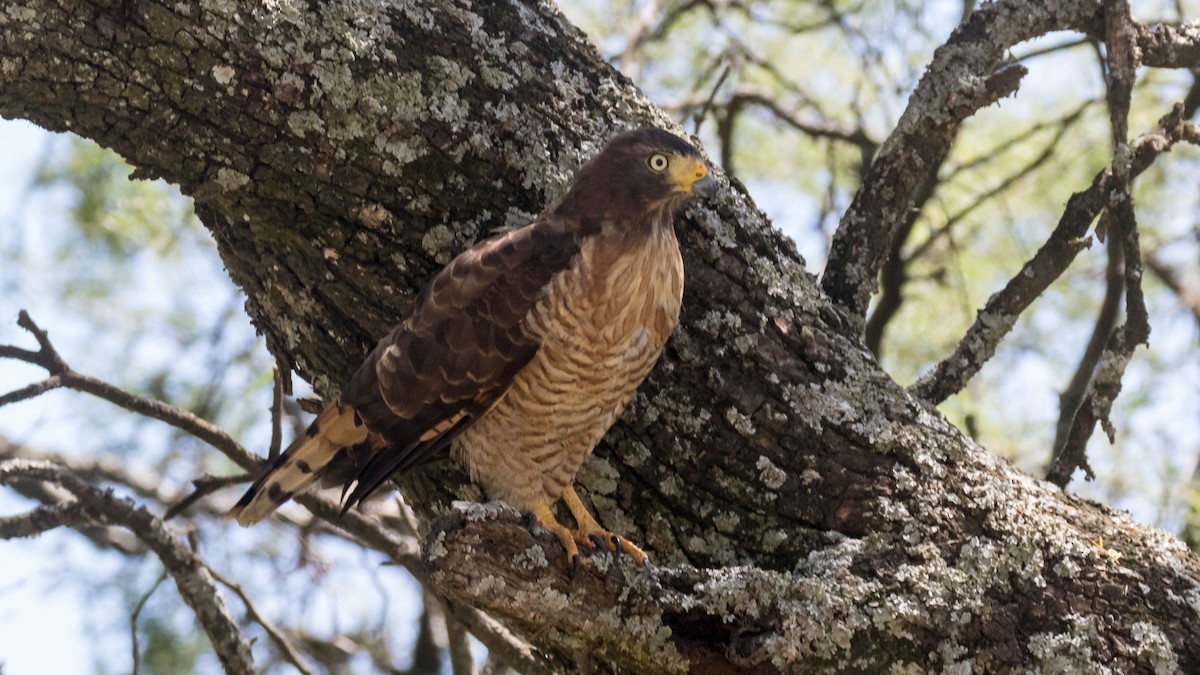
669, 156, 709, 192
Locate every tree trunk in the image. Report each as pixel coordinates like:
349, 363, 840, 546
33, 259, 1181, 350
3, 0, 1199, 671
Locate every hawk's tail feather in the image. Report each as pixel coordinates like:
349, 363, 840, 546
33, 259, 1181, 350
228, 403, 371, 526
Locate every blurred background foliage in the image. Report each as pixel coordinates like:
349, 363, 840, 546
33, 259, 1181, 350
1, 0, 1198, 672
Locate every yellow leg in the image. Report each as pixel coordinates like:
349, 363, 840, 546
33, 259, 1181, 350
532, 500, 580, 569
562, 486, 649, 567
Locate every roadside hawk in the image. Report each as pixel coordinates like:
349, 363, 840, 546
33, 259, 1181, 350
230, 128, 717, 567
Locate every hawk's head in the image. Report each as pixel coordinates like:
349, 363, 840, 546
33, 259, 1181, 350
555, 128, 717, 226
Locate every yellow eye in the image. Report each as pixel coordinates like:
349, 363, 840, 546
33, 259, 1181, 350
648, 153, 669, 172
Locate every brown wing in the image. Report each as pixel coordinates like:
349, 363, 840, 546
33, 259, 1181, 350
329, 214, 593, 510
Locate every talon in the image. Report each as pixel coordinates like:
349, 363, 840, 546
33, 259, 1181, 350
588, 534, 608, 551
610, 533, 622, 554
570, 553, 581, 579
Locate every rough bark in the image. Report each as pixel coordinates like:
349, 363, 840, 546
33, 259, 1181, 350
3, 0, 1200, 672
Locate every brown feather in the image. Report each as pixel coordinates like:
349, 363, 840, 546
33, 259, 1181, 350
231, 127, 712, 526
227, 404, 370, 525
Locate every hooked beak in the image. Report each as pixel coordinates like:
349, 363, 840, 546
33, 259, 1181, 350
691, 171, 717, 201
670, 156, 718, 201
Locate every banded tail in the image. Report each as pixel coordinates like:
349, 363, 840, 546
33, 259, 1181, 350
228, 403, 373, 526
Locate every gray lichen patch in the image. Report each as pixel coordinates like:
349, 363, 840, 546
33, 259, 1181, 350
576, 455, 620, 496
420, 224, 457, 263
1130, 621, 1179, 675
451, 499, 520, 523
755, 455, 787, 490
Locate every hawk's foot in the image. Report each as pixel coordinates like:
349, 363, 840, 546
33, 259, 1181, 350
562, 486, 649, 568
531, 492, 651, 572
532, 500, 582, 572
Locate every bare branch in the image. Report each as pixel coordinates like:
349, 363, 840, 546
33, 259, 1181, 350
727, 87, 877, 149
0, 459, 256, 674
0, 500, 89, 539
0, 313, 547, 673
1046, 0, 1149, 487
268, 366, 284, 461
131, 570, 169, 675
1, 311, 260, 470
0, 375, 64, 407
206, 565, 317, 675
910, 105, 1198, 404
822, 0, 1038, 319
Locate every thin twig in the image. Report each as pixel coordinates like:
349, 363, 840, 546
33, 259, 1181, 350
1145, 251, 1200, 326
131, 570, 169, 675
164, 473, 250, 520
1, 311, 261, 470
909, 105, 1198, 404
206, 565, 316, 675
268, 366, 283, 461
0, 375, 64, 407
0, 459, 256, 674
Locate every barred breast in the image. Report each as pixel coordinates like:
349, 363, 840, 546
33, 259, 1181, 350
453, 225, 684, 511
